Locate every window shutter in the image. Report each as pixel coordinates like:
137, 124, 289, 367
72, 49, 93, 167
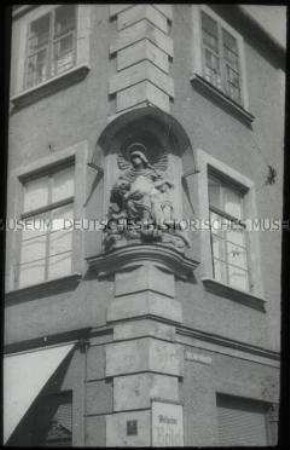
217, 396, 268, 446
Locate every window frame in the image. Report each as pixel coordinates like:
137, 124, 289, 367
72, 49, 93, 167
208, 171, 251, 292
6, 141, 89, 293
196, 148, 265, 308
191, 5, 251, 117
17, 163, 75, 289
24, 5, 77, 90
11, 5, 91, 103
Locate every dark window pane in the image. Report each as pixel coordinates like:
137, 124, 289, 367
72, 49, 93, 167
201, 11, 218, 37
202, 12, 219, 53
26, 49, 48, 88
224, 47, 239, 71
208, 176, 221, 209
203, 30, 219, 53
52, 34, 75, 75
54, 5, 76, 38
204, 49, 222, 89
223, 28, 238, 54
28, 14, 50, 53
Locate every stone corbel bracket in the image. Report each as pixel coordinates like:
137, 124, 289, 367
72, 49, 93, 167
86, 244, 199, 280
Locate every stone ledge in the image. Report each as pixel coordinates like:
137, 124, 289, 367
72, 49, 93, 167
5, 273, 82, 305
190, 73, 255, 126
86, 244, 199, 279
11, 64, 90, 110
202, 277, 266, 311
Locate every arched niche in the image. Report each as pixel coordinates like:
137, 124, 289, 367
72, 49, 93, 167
94, 106, 196, 223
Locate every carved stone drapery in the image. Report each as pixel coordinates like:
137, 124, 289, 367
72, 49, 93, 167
104, 142, 190, 252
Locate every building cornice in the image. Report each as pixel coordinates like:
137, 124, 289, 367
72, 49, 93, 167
176, 323, 279, 362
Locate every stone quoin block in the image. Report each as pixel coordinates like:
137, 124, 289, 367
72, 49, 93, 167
105, 338, 182, 377
110, 20, 174, 57
115, 264, 175, 298
86, 380, 112, 415
116, 81, 170, 112
114, 373, 179, 411
106, 410, 151, 447
109, 4, 134, 18
152, 4, 173, 21
117, 40, 169, 73
117, 5, 168, 34
107, 291, 182, 323
109, 60, 174, 98
85, 415, 106, 447
113, 319, 176, 341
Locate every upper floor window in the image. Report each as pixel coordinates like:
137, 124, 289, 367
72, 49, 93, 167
191, 6, 250, 113
24, 5, 77, 90
10, 6, 91, 105
201, 11, 242, 104
196, 149, 265, 307
208, 173, 249, 291
16, 164, 74, 288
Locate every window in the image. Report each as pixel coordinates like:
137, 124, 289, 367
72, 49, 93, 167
24, 5, 76, 90
191, 6, 251, 117
11, 6, 91, 104
201, 11, 242, 104
208, 172, 250, 292
16, 164, 74, 288
196, 149, 265, 306
216, 394, 269, 446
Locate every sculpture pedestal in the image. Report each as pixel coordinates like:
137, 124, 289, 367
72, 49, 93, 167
87, 245, 198, 447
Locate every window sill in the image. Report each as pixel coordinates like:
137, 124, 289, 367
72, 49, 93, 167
202, 277, 266, 311
190, 73, 255, 126
11, 64, 90, 111
5, 273, 82, 305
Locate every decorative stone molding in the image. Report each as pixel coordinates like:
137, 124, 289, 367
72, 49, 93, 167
87, 244, 199, 280
109, 4, 174, 115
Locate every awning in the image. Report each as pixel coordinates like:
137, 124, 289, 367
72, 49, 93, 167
4, 343, 75, 444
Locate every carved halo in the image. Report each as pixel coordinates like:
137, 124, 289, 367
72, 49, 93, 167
117, 142, 168, 173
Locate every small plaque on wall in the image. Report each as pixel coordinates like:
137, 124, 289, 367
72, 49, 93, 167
152, 402, 184, 447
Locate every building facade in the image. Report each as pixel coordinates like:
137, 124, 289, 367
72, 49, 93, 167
4, 4, 285, 447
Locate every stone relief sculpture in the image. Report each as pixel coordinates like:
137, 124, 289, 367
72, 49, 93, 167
104, 142, 190, 251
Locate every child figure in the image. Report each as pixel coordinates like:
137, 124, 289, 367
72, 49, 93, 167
151, 179, 174, 227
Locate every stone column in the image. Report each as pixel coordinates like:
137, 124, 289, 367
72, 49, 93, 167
87, 245, 198, 447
